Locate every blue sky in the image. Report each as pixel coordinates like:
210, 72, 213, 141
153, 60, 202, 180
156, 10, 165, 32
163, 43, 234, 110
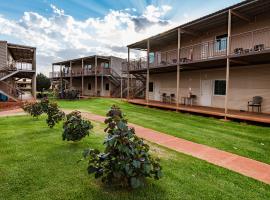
0, 0, 243, 74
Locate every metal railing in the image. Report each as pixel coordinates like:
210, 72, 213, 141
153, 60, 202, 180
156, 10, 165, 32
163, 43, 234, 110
0, 81, 23, 100
49, 66, 121, 78
127, 26, 270, 71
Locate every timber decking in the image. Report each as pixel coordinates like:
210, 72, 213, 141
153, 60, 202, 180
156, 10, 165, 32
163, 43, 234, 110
128, 99, 270, 124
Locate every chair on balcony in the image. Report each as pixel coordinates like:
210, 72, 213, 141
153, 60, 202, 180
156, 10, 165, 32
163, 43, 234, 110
234, 48, 244, 55
254, 44, 265, 52
248, 96, 263, 112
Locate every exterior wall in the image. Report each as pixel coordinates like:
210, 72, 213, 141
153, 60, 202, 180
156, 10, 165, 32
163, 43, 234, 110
70, 76, 112, 97
149, 64, 270, 113
0, 41, 7, 69
110, 56, 125, 75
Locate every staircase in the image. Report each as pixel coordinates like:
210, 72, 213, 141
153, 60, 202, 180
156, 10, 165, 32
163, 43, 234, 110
131, 73, 146, 98
0, 70, 24, 102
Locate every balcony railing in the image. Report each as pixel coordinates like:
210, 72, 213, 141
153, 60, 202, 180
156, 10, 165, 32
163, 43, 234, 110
128, 26, 270, 71
49, 67, 120, 78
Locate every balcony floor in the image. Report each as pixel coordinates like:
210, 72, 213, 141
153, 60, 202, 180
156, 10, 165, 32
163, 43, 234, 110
128, 99, 270, 124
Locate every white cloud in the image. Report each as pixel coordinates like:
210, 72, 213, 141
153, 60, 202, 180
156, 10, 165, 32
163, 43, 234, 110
0, 4, 175, 75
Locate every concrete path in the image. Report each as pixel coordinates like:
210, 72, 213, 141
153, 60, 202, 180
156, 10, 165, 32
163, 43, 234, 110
1, 108, 270, 185
0, 108, 25, 117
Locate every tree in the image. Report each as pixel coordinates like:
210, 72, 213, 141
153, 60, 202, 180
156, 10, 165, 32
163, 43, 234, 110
36, 73, 51, 92
83, 105, 162, 188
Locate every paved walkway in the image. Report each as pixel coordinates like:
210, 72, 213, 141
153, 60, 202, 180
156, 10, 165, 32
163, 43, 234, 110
0, 108, 25, 117
1, 108, 270, 185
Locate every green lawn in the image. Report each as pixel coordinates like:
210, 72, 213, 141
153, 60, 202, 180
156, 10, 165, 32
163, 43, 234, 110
0, 115, 269, 200
57, 98, 270, 164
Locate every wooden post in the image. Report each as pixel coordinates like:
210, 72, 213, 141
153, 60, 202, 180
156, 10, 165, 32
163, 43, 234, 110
120, 72, 123, 99
225, 9, 232, 119
146, 39, 150, 104
95, 55, 98, 96
176, 28, 181, 109
127, 48, 130, 99
32, 48, 36, 99
81, 59, 84, 96
70, 61, 72, 89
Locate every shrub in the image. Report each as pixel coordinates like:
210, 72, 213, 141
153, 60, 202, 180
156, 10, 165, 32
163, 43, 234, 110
23, 99, 65, 128
83, 105, 162, 189
46, 102, 65, 128
62, 111, 93, 141
22, 102, 43, 118
59, 89, 80, 100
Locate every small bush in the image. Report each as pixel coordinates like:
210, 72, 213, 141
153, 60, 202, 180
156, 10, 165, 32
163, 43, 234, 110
46, 102, 65, 128
63, 111, 93, 141
22, 102, 43, 118
22, 99, 65, 128
83, 105, 162, 189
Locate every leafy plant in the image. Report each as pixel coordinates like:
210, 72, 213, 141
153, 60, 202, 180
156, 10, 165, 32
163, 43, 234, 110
46, 102, 65, 128
62, 111, 93, 141
83, 105, 162, 189
22, 102, 43, 118
22, 99, 65, 129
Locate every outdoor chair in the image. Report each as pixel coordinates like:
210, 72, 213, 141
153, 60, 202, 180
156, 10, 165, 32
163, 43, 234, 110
248, 96, 263, 112
170, 94, 175, 103
254, 44, 265, 52
234, 48, 244, 55
161, 93, 167, 103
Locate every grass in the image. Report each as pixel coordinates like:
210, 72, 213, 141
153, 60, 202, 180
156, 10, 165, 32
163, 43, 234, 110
0, 115, 270, 200
57, 98, 270, 164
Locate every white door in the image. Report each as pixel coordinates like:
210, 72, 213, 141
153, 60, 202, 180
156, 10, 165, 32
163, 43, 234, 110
154, 82, 160, 101
200, 80, 212, 106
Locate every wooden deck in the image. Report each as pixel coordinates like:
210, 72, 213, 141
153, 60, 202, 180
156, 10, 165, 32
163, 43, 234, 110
128, 99, 270, 124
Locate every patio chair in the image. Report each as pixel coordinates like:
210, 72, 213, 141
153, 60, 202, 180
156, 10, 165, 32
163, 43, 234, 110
161, 93, 167, 103
248, 96, 263, 112
234, 48, 244, 55
254, 44, 265, 52
170, 94, 175, 103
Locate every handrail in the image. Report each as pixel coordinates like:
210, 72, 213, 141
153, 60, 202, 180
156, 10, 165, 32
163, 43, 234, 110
0, 80, 23, 100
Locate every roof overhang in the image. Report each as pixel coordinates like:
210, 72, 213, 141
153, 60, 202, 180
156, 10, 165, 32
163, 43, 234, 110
52, 55, 111, 66
7, 43, 35, 63
128, 0, 270, 50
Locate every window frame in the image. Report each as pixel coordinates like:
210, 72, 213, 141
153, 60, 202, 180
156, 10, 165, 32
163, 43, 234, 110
149, 82, 154, 92
213, 79, 226, 96
88, 83, 92, 90
105, 83, 110, 91
215, 34, 228, 52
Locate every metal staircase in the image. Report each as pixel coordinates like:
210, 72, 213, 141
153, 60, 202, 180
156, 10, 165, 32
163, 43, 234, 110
0, 69, 24, 101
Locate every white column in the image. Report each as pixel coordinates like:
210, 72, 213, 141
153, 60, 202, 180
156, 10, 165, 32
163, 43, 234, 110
176, 28, 181, 108
146, 39, 150, 104
95, 56, 98, 96
225, 9, 232, 119
127, 48, 130, 99
81, 59, 84, 96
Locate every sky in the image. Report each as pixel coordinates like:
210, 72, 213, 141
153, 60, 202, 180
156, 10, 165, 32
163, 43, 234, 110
0, 0, 243, 75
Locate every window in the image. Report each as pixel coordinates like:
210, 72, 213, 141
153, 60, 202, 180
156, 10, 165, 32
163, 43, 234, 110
215, 34, 227, 51
85, 64, 92, 70
88, 83, 91, 90
149, 52, 155, 64
104, 63, 110, 68
149, 82, 154, 92
105, 83, 110, 91
214, 80, 226, 96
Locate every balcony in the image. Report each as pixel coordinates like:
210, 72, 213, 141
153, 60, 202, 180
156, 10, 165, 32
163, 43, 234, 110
128, 26, 270, 72
49, 67, 119, 78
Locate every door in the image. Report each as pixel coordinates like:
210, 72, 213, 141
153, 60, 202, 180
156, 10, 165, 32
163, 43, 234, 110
201, 42, 209, 59
200, 80, 212, 106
